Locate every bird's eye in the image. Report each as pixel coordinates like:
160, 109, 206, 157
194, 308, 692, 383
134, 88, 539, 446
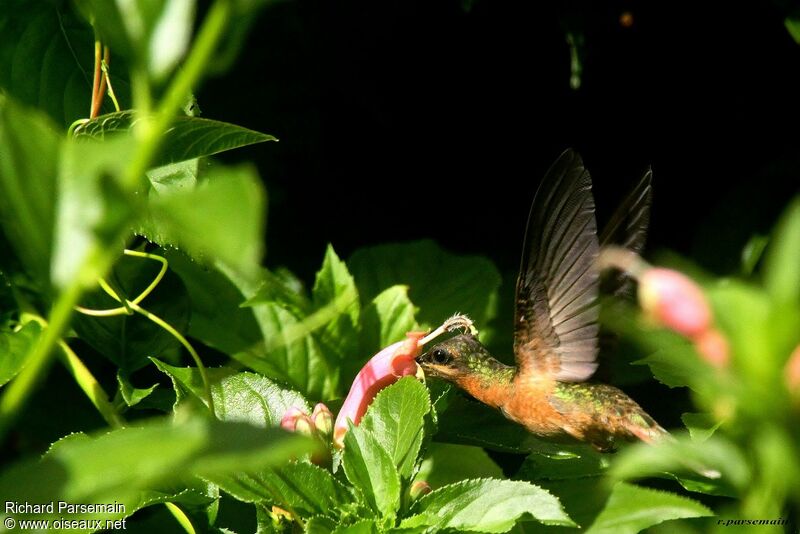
431, 348, 450, 365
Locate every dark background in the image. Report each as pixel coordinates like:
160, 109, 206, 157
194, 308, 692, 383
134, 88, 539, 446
200, 0, 800, 282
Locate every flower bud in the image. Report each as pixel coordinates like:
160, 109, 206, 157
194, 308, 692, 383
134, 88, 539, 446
280, 406, 306, 432
333, 332, 425, 448
410, 480, 432, 499
312, 403, 333, 436
694, 328, 729, 368
294, 414, 315, 437
638, 268, 711, 337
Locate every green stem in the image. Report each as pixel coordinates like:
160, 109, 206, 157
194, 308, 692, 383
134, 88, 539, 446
127, 301, 215, 417
123, 0, 231, 191
58, 340, 126, 428
165, 503, 196, 534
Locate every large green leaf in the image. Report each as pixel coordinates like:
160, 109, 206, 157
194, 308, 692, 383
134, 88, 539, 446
51, 135, 139, 288
359, 378, 430, 480
414, 443, 503, 489
0, 416, 315, 520
0, 95, 61, 287
0, 2, 125, 127
360, 285, 418, 355
163, 250, 262, 355
72, 254, 190, 373
74, 111, 277, 167
137, 165, 266, 279
348, 240, 501, 331
208, 461, 354, 518
402, 478, 574, 531
584, 482, 711, 534
610, 435, 748, 495
232, 302, 334, 400
311, 245, 360, 364
343, 423, 401, 518
0, 322, 42, 388
152, 360, 309, 426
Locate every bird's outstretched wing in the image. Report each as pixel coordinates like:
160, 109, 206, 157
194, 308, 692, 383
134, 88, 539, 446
514, 149, 600, 382
599, 168, 653, 297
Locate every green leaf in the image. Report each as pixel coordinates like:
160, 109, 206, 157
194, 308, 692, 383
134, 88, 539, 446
343, 423, 401, 518
584, 482, 712, 534
80, 0, 195, 81
74, 111, 277, 167
0, 95, 61, 287
610, 435, 748, 495
681, 413, 722, 443
152, 360, 309, 426
415, 443, 503, 489
116, 371, 158, 407
786, 15, 800, 45
0, 2, 127, 127
234, 303, 335, 400
360, 286, 418, 355
147, 158, 198, 194
163, 250, 262, 355
0, 322, 42, 388
517, 448, 609, 481
208, 461, 354, 518
403, 478, 574, 531
0, 416, 316, 519
242, 267, 311, 315
763, 196, 800, 305
348, 240, 501, 331
360, 378, 430, 479
311, 245, 360, 362
52, 135, 138, 288
137, 165, 266, 278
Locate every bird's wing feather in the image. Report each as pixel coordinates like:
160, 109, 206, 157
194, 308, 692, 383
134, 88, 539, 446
514, 149, 600, 382
598, 169, 653, 297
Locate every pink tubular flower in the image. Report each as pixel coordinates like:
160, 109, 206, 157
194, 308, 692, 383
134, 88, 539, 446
694, 328, 729, 368
638, 268, 711, 337
333, 331, 426, 448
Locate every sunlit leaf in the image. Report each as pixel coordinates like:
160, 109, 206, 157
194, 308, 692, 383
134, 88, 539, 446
152, 360, 309, 427
208, 461, 354, 518
402, 478, 574, 531
343, 423, 401, 517
137, 165, 265, 278
584, 482, 712, 534
74, 111, 276, 167
0, 417, 315, 520
360, 378, 430, 479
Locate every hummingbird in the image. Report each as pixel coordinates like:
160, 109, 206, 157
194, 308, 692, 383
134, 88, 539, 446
418, 149, 665, 452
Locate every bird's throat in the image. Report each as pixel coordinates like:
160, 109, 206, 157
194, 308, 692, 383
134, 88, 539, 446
455, 359, 516, 409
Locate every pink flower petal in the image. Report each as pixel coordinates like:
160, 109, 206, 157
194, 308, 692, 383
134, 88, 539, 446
333, 332, 424, 447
